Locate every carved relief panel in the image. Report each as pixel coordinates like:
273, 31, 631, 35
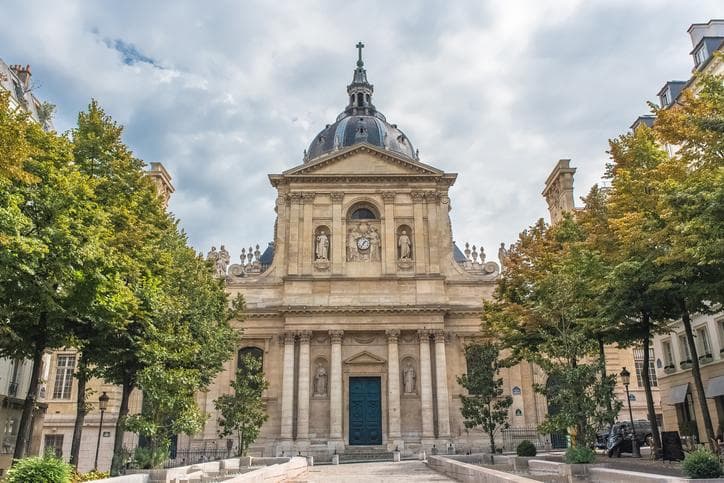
346, 202, 381, 263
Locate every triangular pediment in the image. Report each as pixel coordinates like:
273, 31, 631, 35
283, 144, 443, 177
344, 350, 386, 365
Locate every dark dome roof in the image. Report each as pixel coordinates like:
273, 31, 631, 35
304, 43, 417, 163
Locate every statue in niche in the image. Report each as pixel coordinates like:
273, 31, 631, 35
369, 227, 380, 262
347, 227, 360, 261
398, 230, 412, 260
216, 245, 230, 277
403, 362, 416, 394
314, 363, 328, 396
315, 231, 329, 260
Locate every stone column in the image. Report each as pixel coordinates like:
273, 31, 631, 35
382, 191, 396, 274
386, 330, 402, 445
418, 330, 435, 440
296, 331, 311, 441
425, 192, 440, 273
280, 332, 296, 440
331, 192, 344, 274
411, 191, 427, 273
287, 193, 302, 275
329, 330, 344, 441
433, 330, 451, 438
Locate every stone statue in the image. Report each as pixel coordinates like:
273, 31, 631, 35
403, 363, 416, 394
347, 227, 359, 261
369, 227, 380, 262
398, 230, 411, 260
498, 242, 509, 269
314, 363, 328, 396
315, 231, 329, 260
207, 246, 219, 272
216, 245, 230, 277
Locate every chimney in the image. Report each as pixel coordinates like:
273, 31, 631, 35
10, 64, 32, 90
542, 159, 576, 224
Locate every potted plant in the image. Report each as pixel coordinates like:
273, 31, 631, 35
680, 359, 693, 369
664, 364, 676, 374
699, 353, 713, 364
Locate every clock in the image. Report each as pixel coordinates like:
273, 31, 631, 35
357, 237, 370, 250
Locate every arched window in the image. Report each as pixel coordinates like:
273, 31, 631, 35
357, 92, 364, 106
238, 347, 263, 372
351, 208, 376, 220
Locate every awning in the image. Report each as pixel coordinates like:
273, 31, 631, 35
705, 376, 724, 398
665, 383, 689, 405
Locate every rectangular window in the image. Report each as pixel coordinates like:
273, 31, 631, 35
634, 348, 658, 387
44, 434, 63, 458
52, 355, 75, 399
695, 45, 708, 66
660, 88, 671, 107
662, 340, 674, 367
696, 326, 712, 356
679, 334, 691, 361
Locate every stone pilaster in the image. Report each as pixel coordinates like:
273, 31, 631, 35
279, 332, 296, 440
418, 330, 435, 440
411, 191, 426, 273
329, 330, 344, 442
296, 331, 311, 441
433, 330, 451, 438
330, 192, 344, 274
386, 329, 402, 446
287, 193, 302, 275
301, 192, 315, 275
381, 191, 396, 274
425, 192, 440, 273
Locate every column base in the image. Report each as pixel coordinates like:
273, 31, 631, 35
273, 439, 294, 456
293, 439, 311, 455
420, 438, 437, 452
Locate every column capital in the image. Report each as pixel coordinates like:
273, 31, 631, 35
424, 191, 439, 203
330, 192, 345, 202
381, 191, 396, 203
386, 329, 400, 342
432, 330, 447, 343
278, 331, 295, 345
298, 330, 312, 343
301, 192, 316, 203
416, 329, 431, 342
410, 191, 425, 202
288, 192, 303, 204
329, 330, 344, 344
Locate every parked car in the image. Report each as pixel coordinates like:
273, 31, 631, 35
606, 420, 654, 457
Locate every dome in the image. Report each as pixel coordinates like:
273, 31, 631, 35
304, 42, 417, 163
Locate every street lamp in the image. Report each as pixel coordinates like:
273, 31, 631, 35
619, 367, 641, 458
94, 391, 110, 470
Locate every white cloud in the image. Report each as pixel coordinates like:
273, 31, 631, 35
1, 0, 720, 261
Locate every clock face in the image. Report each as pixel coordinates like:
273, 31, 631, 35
357, 237, 370, 250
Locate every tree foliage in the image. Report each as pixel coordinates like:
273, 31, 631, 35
215, 354, 269, 456
457, 342, 512, 454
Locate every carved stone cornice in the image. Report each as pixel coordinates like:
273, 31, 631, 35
381, 191, 396, 203
329, 330, 344, 344
385, 329, 400, 342
298, 330, 312, 343
330, 192, 345, 202
410, 191, 425, 202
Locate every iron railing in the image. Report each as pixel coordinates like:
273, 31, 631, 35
501, 426, 550, 451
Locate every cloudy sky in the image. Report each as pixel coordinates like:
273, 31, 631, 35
1, 1, 720, 262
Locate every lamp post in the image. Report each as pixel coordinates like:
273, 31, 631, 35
619, 367, 641, 458
94, 391, 110, 470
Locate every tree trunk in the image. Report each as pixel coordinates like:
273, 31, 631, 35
641, 312, 662, 455
111, 379, 133, 476
597, 337, 607, 375
682, 307, 716, 446
70, 356, 89, 468
13, 337, 45, 461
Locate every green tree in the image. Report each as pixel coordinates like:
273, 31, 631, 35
484, 216, 620, 448
456, 342, 512, 454
215, 353, 269, 456
0, 92, 116, 460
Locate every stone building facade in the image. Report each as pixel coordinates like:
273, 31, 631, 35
181, 49, 551, 458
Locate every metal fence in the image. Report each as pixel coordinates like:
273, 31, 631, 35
501, 426, 550, 451
125, 447, 236, 469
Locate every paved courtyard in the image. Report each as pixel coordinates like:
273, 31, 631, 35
295, 460, 454, 482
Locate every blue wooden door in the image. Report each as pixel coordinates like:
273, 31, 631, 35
349, 377, 382, 445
